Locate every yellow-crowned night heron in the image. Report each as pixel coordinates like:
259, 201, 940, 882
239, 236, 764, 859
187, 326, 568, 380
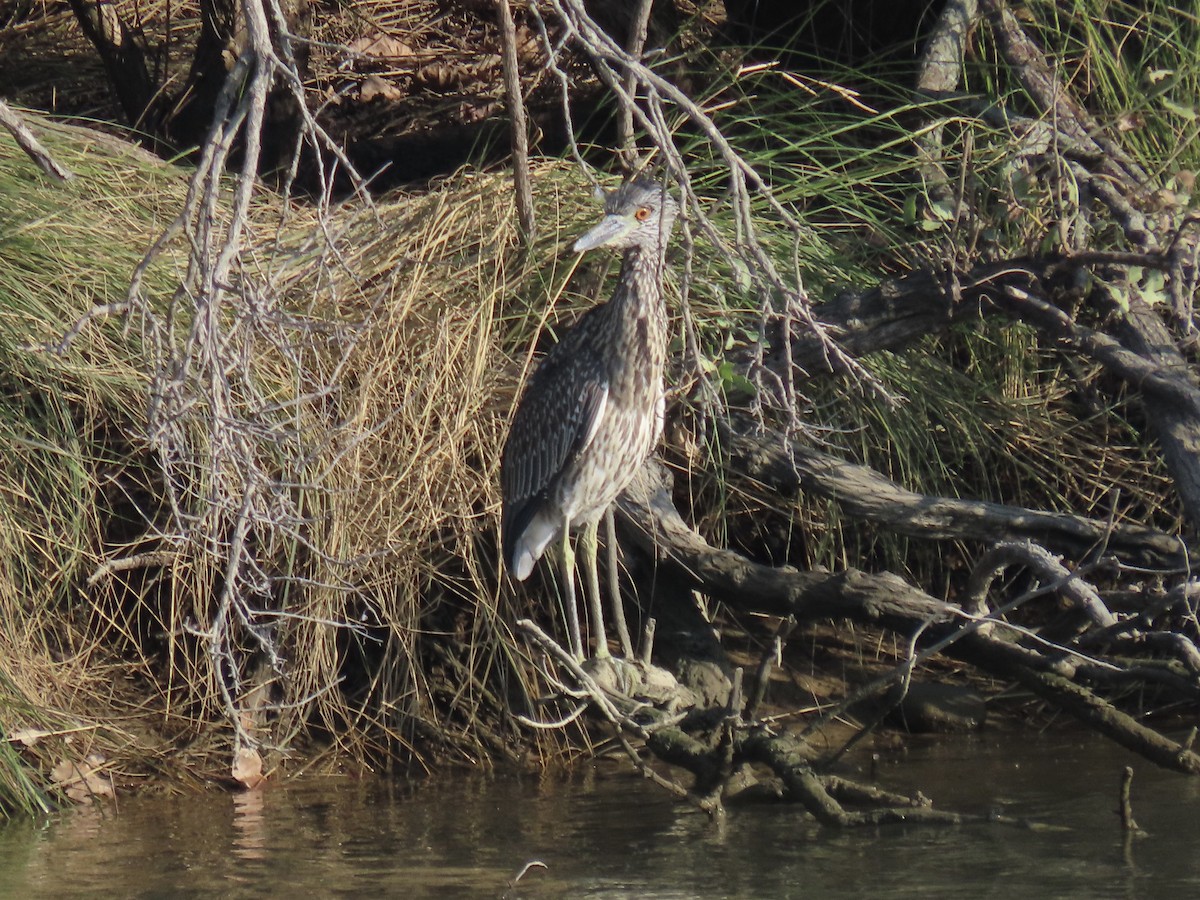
501, 178, 678, 661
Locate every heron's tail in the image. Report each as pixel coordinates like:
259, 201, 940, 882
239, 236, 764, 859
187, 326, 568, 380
503, 505, 559, 581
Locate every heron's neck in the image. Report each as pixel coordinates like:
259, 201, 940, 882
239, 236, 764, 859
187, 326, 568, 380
614, 245, 666, 317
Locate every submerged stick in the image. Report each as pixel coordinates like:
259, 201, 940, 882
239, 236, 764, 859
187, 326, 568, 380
1119, 766, 1141, 833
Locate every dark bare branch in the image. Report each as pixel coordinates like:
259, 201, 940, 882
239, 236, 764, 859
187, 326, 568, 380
726, 429, 1188, 569
65, 0, 156, 130
617, 460, 955, 628
960, 639, 1200, 775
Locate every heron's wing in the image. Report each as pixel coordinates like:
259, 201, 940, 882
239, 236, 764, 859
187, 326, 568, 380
502, 352, 609, 510
500, 339, 609, 566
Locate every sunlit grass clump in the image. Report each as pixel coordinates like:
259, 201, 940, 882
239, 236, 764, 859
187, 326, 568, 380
0, 122, 187, 817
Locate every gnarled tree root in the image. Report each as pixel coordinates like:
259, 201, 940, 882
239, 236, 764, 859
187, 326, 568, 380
615, 459, 1200, 777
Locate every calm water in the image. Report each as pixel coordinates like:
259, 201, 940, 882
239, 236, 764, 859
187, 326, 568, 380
1, 733, 1199, 898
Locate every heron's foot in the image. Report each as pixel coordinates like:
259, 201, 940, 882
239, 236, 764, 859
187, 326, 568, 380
580, 654, 635, 687
581, 655, 694, 711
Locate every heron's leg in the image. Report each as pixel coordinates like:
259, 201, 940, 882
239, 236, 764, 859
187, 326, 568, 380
559, 525, 584, 661
579, 519, 610, 659
604, 507, 634, 659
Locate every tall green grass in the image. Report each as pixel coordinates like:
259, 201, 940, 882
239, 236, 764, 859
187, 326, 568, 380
0, 119, 186, 816
650, 3, 1186, 581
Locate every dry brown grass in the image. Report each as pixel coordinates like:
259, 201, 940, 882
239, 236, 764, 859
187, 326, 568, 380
0, 107, 608, 807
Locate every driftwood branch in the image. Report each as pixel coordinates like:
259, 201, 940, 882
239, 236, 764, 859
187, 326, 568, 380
617, 460, 955, 629
764, 249, 1200, 534
515, 583, 1032, 823
959, 635, 1200, 775
614, 457, 1200, 776
725, 428, 1188, 569
995, 283, 1200, 419
739, 730, 1031, 827
964, 541, 1116, 628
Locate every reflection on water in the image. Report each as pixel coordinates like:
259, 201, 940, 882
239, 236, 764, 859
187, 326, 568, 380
1, 733, 1199, 899
231, 789, 266, 863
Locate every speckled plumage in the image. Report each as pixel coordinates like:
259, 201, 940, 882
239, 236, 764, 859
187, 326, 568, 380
500, 179, 677, 657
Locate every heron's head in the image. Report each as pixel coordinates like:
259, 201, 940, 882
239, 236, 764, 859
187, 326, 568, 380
573, 178, 679, 254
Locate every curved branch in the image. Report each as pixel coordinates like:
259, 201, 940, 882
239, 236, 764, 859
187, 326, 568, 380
964, 541, 1117, 628
616, 460, 955, 630
725, 429, 1188, 569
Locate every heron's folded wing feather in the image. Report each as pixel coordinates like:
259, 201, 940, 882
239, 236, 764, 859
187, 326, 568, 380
500, 336, 610, 570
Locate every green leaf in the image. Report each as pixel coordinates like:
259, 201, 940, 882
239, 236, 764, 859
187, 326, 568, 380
1161, 97, 1197, 121
717, 361, 756, 398
929, 196, 957, 221
1140, 268, 1169, 306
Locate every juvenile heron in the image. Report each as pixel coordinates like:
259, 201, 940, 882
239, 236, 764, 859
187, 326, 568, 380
501, 178, 678, 661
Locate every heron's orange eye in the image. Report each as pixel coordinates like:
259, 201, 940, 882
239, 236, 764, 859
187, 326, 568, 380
634, 206, 652, 222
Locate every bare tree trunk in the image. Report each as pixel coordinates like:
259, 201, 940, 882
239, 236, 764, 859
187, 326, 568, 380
66, 0, 157, 133
165, 0, 243, 149
1116, 297, 1200, 526
498, 0, 535, 241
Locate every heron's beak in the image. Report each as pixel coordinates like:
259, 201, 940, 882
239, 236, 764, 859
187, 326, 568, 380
573, 214, 635, 252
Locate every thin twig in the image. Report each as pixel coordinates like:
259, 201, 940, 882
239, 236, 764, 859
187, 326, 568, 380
498, 0, 535, 241
0, 100, 74, 181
